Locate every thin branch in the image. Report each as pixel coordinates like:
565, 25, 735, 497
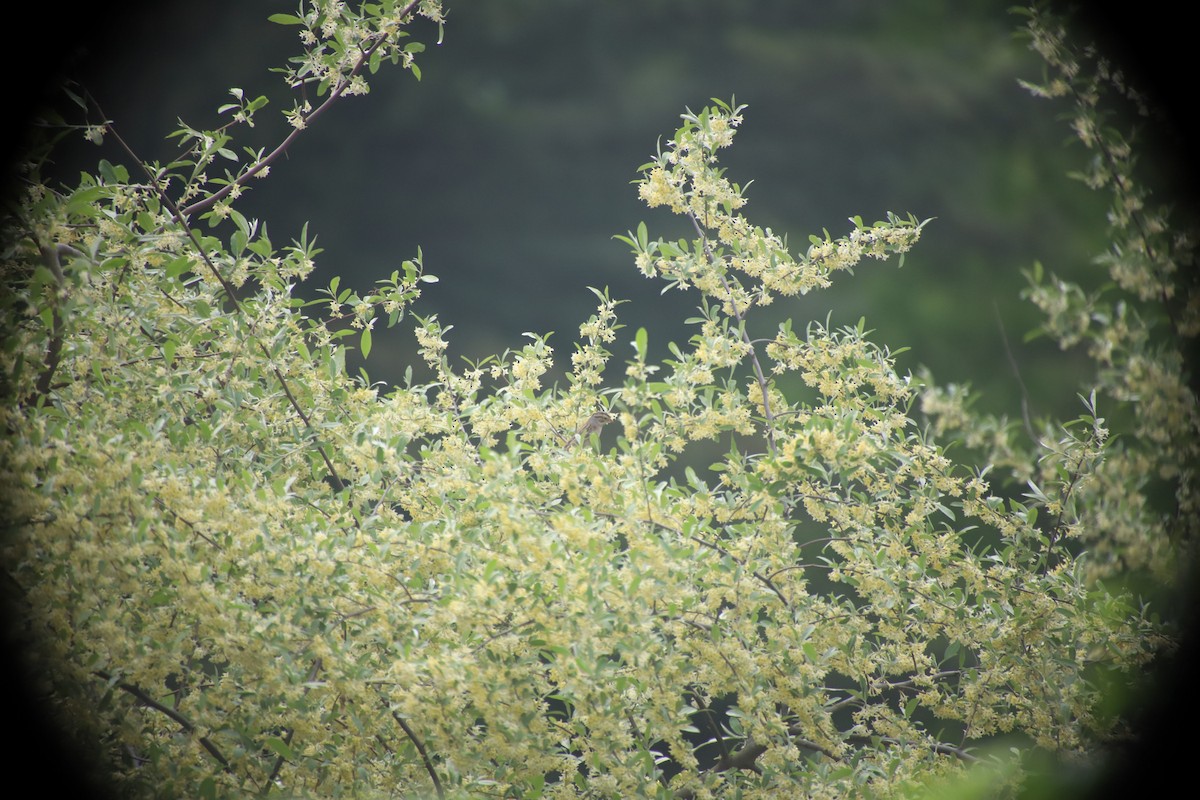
391, 712, 445, 800
180, 0, 423, 221
692, 694, 731, 766
993, 300, 1036, 442
687, 724, 975, 795
928, 740, 980, 763
633, 437, 656, 528
784, 730, 841, 762
98, 113, 245, 311
721, 275, 778, 456
825, 669, 964, 712
264, 658, 323, 788
678, 729, 839, 799
97, 104, 350, 496
687, 210, 778, 455
684, 531, 790, 609
10, 200, 82, 405
469, 620, 537, 655
94, 670, 232, 772
881, 669, 961, 692
868, 735, 979, 764
596, 510, 791, 609
712, 736, 766, 774
270, 361, 347, 492
30, 243, 69, 402
150, 495, 221, 549
1080, 86, 1179, 333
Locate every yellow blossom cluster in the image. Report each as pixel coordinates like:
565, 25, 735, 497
571, 289, 623, 387
629, 101, 926, 316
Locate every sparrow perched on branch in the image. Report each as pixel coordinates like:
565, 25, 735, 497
576, 410, 614, 446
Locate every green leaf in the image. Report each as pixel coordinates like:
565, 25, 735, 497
265, 736, 295, 760
361, 327, 373, 359
165, 256, 192, 280
98, 159, 129, 183
65, 186, 104, 216
268, 13, 304, 25
230, 228, 248, 257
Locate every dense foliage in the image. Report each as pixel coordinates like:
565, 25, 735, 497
1, 2, 1193, 798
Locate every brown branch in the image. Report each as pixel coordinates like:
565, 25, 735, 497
94, 670, 232, 772
676, 731, 839, 799
678, 725, 975, 798
179, 0, 424, 221
391, 712, 445, 799
684, 531, 790, 609
928, 740, 979, 763
687, 209, 778, 456
29, 243, 71, 403
97, 114, 246, 312
712, 736, 767, 774
8, 208, 83, 405
270, 361, 347, 493
594, 510, 791, 609
79, 6, 426, 497
150, 495, 220, 549
97, 104, 350, 497
264, 658, 323, 788
826, 669, 963, 712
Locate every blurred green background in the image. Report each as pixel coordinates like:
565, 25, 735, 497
39, 0, 1144, 420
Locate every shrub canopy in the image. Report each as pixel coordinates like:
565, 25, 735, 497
1, 3, 1194, 798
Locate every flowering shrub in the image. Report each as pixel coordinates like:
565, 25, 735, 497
1, 2, 1192, 798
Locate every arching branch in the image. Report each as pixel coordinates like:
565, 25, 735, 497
179, 0, 424, 221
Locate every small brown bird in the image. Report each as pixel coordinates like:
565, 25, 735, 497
576, 410, 615, 446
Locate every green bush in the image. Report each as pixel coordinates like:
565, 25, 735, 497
1, 2, 1193, 798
